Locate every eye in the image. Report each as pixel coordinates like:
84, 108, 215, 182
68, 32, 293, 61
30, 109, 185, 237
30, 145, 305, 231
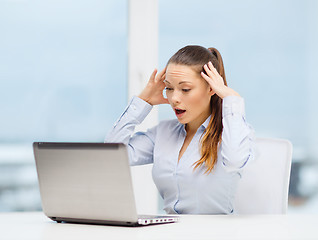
182, 89, 191, 92
165, 87, 173, 91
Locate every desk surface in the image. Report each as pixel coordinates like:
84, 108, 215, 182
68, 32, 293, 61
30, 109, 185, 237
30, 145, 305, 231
1, 212, 317, 240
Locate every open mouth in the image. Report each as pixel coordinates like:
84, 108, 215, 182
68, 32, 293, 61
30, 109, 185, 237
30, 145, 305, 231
175, 108, 186, 115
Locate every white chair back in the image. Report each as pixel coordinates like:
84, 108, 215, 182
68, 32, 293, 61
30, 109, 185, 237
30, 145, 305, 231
234, 137, 293, 214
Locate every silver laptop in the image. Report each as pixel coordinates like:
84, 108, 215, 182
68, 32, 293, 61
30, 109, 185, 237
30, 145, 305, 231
33, 142, 179, 227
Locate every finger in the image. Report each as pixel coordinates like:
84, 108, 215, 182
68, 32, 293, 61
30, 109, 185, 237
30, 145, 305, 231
203, 64, 215, 78
208, 61, 219, 75
201, 72, 216, 94
158, 71, 166, 80
149, 69, 158, 82
201, 71, 213, 85
208, 62, 225, 84
156, 67, 167, 81
158, 79, 167, 90
161, 73, 166, 81
161, 66, 167, 74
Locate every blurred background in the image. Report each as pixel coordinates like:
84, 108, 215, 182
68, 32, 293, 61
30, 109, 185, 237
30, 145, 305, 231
0, 0, 318, 214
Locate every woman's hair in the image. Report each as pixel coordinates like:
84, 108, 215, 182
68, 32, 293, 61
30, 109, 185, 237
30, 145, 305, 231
167, 45, 228, 174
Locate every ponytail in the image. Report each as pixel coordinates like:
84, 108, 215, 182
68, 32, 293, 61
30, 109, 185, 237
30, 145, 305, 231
208, 47, 227, 85
193, 47, 227, 174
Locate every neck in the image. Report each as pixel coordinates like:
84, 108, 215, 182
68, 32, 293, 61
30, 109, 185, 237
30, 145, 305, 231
185, 110, 211, 135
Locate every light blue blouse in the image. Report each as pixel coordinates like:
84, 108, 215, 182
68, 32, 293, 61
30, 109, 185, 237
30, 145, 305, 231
105, 96, 254, 214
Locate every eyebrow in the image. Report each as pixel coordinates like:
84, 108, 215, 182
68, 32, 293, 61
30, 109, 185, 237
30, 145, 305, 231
164, 80, 192, 85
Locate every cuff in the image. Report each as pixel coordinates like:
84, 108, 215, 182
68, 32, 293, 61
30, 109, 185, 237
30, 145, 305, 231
126, 96, 153, 123
222, 96, 246, 118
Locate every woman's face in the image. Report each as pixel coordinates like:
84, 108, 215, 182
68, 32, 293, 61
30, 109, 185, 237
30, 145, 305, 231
164, 63, 213, 129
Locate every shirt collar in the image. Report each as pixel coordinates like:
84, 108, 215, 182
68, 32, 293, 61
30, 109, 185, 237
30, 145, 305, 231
201, 115, 211, 130
181, 114, 212, 133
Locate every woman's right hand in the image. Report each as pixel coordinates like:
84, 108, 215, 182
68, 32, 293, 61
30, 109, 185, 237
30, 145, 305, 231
138, 68, 169, 106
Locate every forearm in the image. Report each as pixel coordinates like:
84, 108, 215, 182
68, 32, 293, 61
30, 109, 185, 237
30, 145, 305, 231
104, 96, 156, 166
220, 96, 255, 171
104, 96, 153, 144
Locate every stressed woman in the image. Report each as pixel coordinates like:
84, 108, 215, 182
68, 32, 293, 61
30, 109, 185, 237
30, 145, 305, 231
105, 45, 254, 214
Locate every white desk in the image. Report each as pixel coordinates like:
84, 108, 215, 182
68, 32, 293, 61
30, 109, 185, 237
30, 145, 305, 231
1, 212, 317, 240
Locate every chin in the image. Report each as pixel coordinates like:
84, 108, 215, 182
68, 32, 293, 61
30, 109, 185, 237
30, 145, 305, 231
176, 118, 188, 125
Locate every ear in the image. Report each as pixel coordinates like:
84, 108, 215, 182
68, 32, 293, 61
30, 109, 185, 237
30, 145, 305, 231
208, 87, 215, 96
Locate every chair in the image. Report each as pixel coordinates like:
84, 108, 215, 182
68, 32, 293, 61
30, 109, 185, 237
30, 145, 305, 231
233, 137, 293, 214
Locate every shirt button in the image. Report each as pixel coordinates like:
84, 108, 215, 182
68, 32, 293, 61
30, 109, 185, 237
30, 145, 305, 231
131, 105, 137, 110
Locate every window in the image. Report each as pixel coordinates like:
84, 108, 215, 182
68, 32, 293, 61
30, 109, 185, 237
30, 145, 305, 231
0, 0, 128, 211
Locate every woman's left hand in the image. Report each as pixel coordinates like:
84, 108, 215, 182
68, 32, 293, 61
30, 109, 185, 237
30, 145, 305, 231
201, 61, 240, 99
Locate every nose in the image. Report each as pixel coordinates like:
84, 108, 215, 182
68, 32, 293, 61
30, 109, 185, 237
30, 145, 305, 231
170, 90, 181, 105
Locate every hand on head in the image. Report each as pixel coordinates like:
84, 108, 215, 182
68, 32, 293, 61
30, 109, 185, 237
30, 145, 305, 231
201, 61, 240, 99
138, 67, 169, 106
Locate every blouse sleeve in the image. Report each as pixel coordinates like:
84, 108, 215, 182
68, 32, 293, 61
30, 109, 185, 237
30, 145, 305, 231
220, 96, 255, 172
104, 96, 157, 166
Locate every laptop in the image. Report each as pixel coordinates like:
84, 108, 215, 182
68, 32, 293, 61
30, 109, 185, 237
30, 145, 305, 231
33, 142, 179, 227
